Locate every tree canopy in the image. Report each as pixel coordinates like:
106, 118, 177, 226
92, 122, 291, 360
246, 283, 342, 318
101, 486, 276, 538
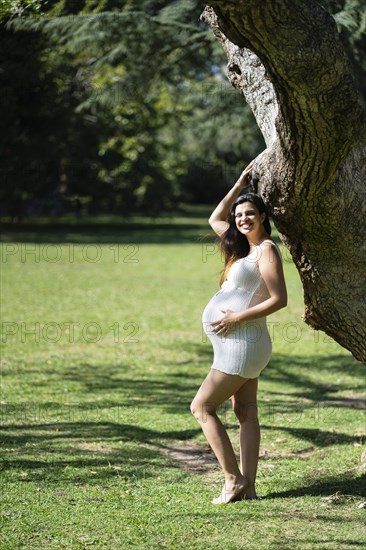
0, 0, 365, 218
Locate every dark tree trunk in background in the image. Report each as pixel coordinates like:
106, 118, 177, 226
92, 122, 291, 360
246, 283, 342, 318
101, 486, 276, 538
202, 0, 366, 364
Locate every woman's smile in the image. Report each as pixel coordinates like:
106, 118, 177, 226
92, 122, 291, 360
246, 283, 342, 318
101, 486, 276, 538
239, 221, 253, 231
235, 202, 263, 235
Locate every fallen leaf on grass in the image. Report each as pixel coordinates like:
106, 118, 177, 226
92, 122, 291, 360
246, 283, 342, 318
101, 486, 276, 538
321, 492, 362, 506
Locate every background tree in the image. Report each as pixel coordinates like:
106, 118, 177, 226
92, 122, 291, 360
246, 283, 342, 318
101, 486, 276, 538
2, 0, 364, 217
201, 0, 366, 363
1, 0, 263, 216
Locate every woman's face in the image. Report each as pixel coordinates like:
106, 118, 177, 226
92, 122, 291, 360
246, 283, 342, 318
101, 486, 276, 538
234, 201, 265, 236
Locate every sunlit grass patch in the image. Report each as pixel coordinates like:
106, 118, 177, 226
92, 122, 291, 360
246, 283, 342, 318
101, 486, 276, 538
1, 217, 365, 548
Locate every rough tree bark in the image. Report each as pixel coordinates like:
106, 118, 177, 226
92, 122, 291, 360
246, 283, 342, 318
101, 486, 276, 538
202, 0, 366, 364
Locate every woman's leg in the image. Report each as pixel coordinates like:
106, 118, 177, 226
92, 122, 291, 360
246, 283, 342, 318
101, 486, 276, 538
190, 368, 249, 504
232, 377, 260, 498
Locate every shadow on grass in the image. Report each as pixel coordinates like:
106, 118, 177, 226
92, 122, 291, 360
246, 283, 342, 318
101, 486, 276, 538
0, 215, 284, 246
0, 349, 204, 483
266, 472, 365, 499
0, 220, 214, 245
1, 347, 364, 488
0, 363, 202, 413
260, 425, 363, 447
0, 420, 201, 483
262, 353, 365, 404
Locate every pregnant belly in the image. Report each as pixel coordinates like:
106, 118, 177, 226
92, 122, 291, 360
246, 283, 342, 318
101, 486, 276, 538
202, 288, 270, 347
202, 288, 252, 327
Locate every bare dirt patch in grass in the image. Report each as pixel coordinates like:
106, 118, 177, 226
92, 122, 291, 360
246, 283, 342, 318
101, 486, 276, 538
161, 440, 219, 475
161, 441, 320, 477
76, 441, 114, 453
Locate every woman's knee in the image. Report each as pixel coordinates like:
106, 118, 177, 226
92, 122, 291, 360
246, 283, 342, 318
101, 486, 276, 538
190, 398, 217, 423
190, 399, 197, 418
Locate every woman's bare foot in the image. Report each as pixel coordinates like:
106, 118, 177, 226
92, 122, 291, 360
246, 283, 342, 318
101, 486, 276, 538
245, 486, 258, 500
211, 475, 248, 505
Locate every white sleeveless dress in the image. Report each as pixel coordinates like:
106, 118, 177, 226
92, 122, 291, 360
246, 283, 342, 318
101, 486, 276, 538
202, 241, 275, 379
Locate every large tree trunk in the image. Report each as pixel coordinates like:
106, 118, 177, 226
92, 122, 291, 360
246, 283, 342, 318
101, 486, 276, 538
202, 0, 366, 364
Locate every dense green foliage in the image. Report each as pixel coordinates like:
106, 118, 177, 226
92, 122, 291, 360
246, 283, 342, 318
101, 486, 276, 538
0, 0, 365, 218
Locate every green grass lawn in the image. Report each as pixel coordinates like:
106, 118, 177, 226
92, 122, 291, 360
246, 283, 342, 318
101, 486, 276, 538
1, 214, 365, 549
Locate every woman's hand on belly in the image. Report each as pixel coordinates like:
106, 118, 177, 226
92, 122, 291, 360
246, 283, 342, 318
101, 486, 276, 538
211, 308, 241, 336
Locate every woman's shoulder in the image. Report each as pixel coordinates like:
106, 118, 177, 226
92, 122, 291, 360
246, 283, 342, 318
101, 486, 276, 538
259, 238, 276, 246
258, 238, 280, 250
257, 239, 282, 263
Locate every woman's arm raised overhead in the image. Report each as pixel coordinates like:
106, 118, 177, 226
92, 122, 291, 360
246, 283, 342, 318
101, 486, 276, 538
208, 161, 254, 237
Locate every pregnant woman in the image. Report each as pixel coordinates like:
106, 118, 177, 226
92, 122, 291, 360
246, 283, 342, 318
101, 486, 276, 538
191, 161, 287, 504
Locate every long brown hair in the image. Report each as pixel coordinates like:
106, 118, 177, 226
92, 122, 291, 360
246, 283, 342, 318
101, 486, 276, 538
219, 193, 271, 285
